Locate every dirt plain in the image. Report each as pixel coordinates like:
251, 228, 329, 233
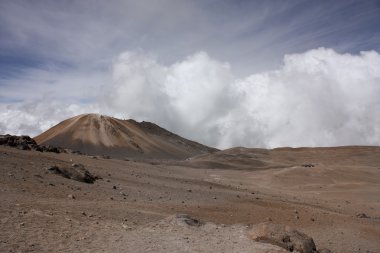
0, 145, 379, 252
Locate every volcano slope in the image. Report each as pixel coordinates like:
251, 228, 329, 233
0, 144, 379, 252
34, 114, 217, 159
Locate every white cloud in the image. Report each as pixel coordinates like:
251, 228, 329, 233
104, 51, 236, 145
104, 48, 380, 148
0, 100, 100, 136
2, 48, 380, 149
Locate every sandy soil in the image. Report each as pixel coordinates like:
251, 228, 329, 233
0, 146, 379, 252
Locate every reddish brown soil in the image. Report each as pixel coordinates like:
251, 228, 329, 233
0, 146, 379, 252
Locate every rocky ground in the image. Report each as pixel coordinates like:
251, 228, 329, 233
0, 145, 379, 252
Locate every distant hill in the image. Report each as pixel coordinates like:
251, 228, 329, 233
34, 114, 218, 159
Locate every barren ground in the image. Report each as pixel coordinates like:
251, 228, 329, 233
0, 146, 379, 252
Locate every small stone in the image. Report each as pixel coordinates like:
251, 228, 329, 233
113, 186, 117, 190
356, 213, 370, 218
67, 194, 75, 199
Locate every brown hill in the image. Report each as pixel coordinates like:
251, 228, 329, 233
184, 145, 380, 170
34, 114, 217, 159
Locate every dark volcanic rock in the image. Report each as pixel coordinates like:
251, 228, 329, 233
0, 135, 36, 149
175, 214, 203, 227
48, 164, 97, 184
0, 134, 66, 154
356, 213, 370, 219
40, 145, 63, 153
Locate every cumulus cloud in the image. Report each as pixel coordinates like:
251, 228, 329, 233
103, 48, 380, 148
2, 48, 380, 149
105, 51, 235, 145
0, 100, 100, 136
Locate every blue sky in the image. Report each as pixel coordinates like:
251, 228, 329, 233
1, 0, 380, 148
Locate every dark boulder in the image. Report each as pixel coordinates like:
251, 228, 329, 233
0, 134, 66, 154
0, 135, 37, 149
175, 214, 203, 227
48, 163, 97, 184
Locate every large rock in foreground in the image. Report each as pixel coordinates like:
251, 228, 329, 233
248, 222, 317, 253
48, 163, 98, 184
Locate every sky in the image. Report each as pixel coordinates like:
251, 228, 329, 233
1, 0, 380, 148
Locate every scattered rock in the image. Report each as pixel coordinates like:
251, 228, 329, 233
41, 145, 62, 153
0, 135, 36, 148
302, 164, 315, 168
356, 213, 370, 219
175, 214, 203, 227
248, 222, 316, 253
72, 150, 84, 155
0, 134, 66, 153
67, 194, 75, 199
48, 164, 97, 183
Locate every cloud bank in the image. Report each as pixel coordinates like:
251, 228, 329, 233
2, 48, 380, 149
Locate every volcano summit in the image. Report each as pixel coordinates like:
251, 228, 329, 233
34, 114, 217, 159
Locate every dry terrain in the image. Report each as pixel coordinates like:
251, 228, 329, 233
1, 145, 379, 252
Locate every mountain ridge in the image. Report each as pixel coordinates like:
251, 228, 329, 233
34, 113, 217, 159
